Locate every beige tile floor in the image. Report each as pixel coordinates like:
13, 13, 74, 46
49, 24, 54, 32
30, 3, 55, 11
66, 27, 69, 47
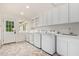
0, 41, 58, 56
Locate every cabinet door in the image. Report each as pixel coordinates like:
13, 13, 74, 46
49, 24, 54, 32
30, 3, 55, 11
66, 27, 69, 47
53, 7, 59, 25
42, 12, 48, 26
38, 14, 43, 26
69, 3, 79, 23
26, 33, 30, 42
32, 19, 35, 28
68, 38, 79, 56
35, 17, 39, 27
47, 10, 54, 25
29, 33, 34, 44
58, 3, 68, 24
57, 35, 68, 56
40, 13, 44, 26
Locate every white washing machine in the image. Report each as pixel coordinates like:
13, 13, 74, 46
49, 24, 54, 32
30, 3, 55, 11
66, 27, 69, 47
33, 32, 41, 48
42, 32, 55, 55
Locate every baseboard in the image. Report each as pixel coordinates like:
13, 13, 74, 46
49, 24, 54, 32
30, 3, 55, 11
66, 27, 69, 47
3, 40, 26, 45
3, 42, 16, 45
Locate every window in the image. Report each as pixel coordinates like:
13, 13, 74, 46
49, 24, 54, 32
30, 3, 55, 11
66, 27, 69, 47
6, 21, 14, 32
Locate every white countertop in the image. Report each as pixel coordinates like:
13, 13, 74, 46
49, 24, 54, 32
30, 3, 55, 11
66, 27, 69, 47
56, 33, 79, 39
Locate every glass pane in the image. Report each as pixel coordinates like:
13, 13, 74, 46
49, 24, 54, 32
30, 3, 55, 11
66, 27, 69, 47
6, 28, 8, 32
6, 21, 14, 32
12, 22, 14, 28
6, 21, 8, 32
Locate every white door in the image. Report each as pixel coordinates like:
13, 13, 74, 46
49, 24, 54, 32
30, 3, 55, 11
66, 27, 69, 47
15, 20, 25, 42
42, 33, 55, 55
34, 33, 41, 48
3, 18, 16, 44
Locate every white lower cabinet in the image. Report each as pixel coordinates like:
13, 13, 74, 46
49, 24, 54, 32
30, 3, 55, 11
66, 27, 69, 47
26, 33, 30, 42
26, 33, 34, 44
3, 32, 15, 44
68, 38, 79, 56
57, 35, 79, 56
33, 33, 41, 48
57, 35, 68, 56
26, 33, 41, 48
29, 33, 34, 44
42, 33, 55, 55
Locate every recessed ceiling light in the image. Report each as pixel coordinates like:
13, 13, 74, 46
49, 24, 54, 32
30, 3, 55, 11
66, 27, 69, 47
26, 6, 30, 8
20, 12, 24, 15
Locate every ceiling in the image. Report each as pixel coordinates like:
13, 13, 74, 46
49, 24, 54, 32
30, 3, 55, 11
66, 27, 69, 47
0, 3, 54, 20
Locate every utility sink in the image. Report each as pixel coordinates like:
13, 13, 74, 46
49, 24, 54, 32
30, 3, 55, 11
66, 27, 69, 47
62, 33, 78, 36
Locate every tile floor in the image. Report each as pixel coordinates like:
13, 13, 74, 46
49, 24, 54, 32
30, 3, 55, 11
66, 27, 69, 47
0, 41, 59, 56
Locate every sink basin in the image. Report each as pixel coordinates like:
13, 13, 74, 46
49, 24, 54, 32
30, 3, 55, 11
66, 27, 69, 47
62, 33, 78, 36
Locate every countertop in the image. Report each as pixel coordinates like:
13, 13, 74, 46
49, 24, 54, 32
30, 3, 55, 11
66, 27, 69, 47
56, 33, 79, 39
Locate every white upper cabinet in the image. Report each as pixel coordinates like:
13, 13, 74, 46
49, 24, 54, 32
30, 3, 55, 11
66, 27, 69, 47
47, 8, 59, 25
32, 16, 39, 28
52, 7, 59, 25
47, 4, 68, 25
32, 19, 35, 28
57, 3, 68, 24
38, 13, 43, 27
38, 11, 49, 27
69, 3, 79, 23
42, 12, 48, 26
38, 7, 58, 26
47, 10, 54, 25
32, 3, 79, 28
47, 3, 69, 25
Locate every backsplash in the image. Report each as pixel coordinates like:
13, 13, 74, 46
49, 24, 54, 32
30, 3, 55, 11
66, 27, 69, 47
69, 23, 79, 35
33, 22, 79, 35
